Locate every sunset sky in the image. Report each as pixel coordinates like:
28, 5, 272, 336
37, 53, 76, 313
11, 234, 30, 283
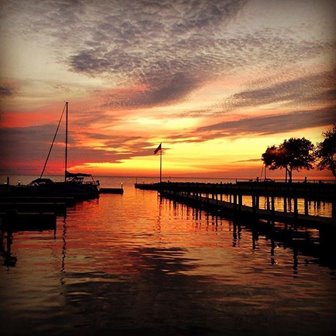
0, 0, 335, 179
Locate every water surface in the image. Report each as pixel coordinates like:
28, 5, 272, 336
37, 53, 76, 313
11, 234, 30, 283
1, 177, 335, 335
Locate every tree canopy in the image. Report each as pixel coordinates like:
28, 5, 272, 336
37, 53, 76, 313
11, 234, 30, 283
262, 137, 315, 182
315, 124, 336, 178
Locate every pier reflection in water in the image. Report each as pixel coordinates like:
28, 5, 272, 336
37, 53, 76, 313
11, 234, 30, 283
0, 179, 335, 336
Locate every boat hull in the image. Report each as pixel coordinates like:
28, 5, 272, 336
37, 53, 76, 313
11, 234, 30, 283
2, 182, 99, 200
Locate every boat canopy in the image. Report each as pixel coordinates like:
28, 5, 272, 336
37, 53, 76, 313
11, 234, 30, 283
65, 170, 99, 185
29, 178, 55, 186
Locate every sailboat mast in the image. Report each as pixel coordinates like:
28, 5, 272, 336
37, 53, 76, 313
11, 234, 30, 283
65, 101, 68, 182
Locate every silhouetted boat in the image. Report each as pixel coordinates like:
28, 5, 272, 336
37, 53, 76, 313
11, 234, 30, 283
23, 171, 100, 199
5, 102, 99, 200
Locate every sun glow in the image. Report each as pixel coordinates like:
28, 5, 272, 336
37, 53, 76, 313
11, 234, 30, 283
1, 0, 335, 179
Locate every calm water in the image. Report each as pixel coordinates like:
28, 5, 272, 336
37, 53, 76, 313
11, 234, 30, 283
1, 177, 336, 336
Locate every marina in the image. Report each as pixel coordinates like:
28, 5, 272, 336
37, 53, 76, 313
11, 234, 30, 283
1, 1, 336, 335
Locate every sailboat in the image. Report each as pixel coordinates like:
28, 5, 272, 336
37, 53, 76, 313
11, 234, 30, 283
9, 102, 100, 200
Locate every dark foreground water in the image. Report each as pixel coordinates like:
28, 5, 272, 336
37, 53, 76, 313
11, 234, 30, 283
1, 177, 336, 336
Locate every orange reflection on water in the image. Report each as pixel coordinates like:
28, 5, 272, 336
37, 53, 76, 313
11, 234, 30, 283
2, 182, 336, 336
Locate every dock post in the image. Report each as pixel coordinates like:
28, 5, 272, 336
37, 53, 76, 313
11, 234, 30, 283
252, 195, 257, 213
271, 196, 275, 215
284, 197, 287, 213
294, 198, 298, 218
234, 194, 237, 210
332, 201, 336, 220
304, 198, 308, 216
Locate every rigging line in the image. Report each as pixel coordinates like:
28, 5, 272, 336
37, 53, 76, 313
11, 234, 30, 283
40, 103, 66, 179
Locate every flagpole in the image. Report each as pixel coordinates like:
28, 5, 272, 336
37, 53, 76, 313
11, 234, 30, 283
160, 144, 162, 183
154, 143, 162, 183
65, 101, 68, 182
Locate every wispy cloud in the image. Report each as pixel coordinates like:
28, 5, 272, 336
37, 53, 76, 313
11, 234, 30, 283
0, 123, 155, 170
65, 4, 332, 108
223, 70, 336, 111
0, 81, 17, 98
65, 0, 249, 107
197, 107, 336, 138
0, 85, 13, 97
2, 0, 334, 112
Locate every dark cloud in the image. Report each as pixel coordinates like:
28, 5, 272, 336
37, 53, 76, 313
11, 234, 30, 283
223, 70, 336, 110
165, 106, 336, 145
65, 0, 249, 107
0, 83, 16, 97
2, 0, 248, 107
101, 72, 203, 108
68, 10, 331, 108
72, 108, 120, 128
198, 107, 336, 138
0, 123, 155, 172
234, 158, 261, 163
3, 0, 334, 109
0, 124, 62, 170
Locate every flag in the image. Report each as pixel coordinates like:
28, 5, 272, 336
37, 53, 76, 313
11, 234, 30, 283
154, 143, 162, 155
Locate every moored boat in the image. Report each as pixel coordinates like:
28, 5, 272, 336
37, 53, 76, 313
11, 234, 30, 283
3, 102, 100, 200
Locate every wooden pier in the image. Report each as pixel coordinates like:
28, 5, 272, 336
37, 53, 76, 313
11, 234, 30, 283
0, 211, 57, 231
135, 181, 336, 228
0, 201, 67, 215
0, 196, 72, 231
0, 196, 75, 206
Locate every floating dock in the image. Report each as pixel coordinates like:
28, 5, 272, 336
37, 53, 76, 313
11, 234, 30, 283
0, 196, 71, 231
0, 211, 57, 231
0, 202, 67, 215
99, 187, 124, 194
0, 196, 75, 206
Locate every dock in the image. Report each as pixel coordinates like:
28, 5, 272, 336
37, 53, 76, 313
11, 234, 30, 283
99, 187, 124, 194
135, 181, 336, 229
0, 201, 67, 215
0, 196, 72, 231
0, 211, 57, 231
0, 196, 75, 206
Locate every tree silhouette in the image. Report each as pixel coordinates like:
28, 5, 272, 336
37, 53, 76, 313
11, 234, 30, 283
262, 138, 315, 182
315, 124, 336, 178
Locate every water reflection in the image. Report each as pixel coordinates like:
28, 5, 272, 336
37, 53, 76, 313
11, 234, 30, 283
1, 185, 336, 336
59, 247, 223, 335
0, 230, 17, 267
159, 195, 336, 272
